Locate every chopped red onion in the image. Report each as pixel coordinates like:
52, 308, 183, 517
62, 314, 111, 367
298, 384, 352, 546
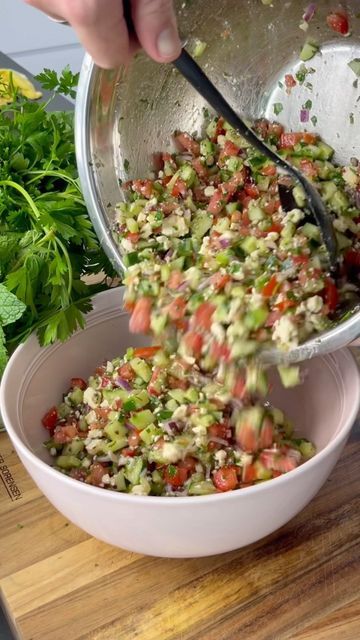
303, 3, 316, 23
164, 248, 174, 261
300, 109, 310, 123
355, 190, 360, 209
114, 377, 132, 391
198, 277, 212, 291
125, 422, 137, 430
219, 236, 232, 248
209, 436, 229, 446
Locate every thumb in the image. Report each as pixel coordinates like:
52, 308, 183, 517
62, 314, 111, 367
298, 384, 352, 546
132, 0, 181, 63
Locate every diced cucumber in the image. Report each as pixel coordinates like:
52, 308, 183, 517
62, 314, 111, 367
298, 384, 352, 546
200, 138, 214, 157
277, 365, 300, 388
299, 439, 316, 459
231, 340, 258, 357
270, 407, 285, 426
102, 388, 129, 405
244, 307, 269, 330
68, 387, 84, 406
123, 389, 150, 411
301, 222, 320, 241
293, 184, 306, 207
150, 313, 167, 336
188, 480, 216, 495
168, 389, 187, 404
139, 424, 163, 446
320, 181, 337, 202
236, 406, 264, 438
256, 175, 270, 191
191, 213, 213, 240
193, 38, 207, 58
126, 217, 139, 234
348, 58, 360, 77
185, 387, 199, 403
114, 470, 127, 492
58, 402, 72, 419
62, 440, 85, 456
179, 164, 196, 186
130, 409, 155, 429
226, 156, 243, 173
248, 202, 265, 222
336, 232, 352, 251
104, 437, 128, 453
330, 189, 349, 214
300, 41, 319, 62
254, 460, 272, 480
130, 357, 152, 382
245, 365, 269, 395
317, 141, 334, 161
104, 420, 127, 440
225, 201, 239, 214
124, 457, 143, 485
241, 236, 258, 254
56, 455, 82, 470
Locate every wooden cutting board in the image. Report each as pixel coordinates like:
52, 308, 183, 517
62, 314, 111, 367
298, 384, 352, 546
0, 426, 359, 640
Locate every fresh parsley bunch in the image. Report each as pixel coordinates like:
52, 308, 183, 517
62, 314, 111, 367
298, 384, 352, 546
0, 68, 116, 376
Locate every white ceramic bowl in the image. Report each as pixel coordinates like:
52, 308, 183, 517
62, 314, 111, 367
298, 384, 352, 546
1, 288, 359, 558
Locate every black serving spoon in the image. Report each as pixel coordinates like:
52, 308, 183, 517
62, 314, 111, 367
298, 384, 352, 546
122, 2, 337, 271
173, 49, 337, 271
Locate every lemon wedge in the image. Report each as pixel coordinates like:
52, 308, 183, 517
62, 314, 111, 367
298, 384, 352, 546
0, 69, 42, 105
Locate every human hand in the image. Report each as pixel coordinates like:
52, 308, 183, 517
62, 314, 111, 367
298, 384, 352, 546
24, 0, 181, 69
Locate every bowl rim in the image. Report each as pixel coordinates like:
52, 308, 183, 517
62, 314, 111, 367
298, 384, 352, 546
1, 289, 360, 506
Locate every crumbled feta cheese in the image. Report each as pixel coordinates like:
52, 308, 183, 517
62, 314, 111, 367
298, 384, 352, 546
131, 484, 149, 495
88, 428, 103, 439
239, 452, 253, 466
249, 290, 264, 308
161, 442, 183, 463
211, 322, 226, 343
283, 208, 305, 225
172, 404, 188, 420
85, 409, 97, 425
333, 217, 349, 233
272, 316, 299, 349
50, 447, 57, 456
101, 473, 111, 485
342, 166, 358, 188
204, 185, 215, 197
106, 361, 114, 374
306, 295, 323, 313
214, 449, 227, 467
83, 387, 101, 409
82, 458, 91, 469
192, 425, 207, 448
85, 439, 103, 455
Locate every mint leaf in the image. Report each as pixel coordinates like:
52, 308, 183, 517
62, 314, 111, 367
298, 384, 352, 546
0, 284, 26, 327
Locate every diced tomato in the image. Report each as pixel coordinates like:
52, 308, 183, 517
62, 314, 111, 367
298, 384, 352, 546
254, 119, 269, 139
41, 406, 58, 431
132, 179, 154, 199
236, 421, 259, 453
211, 273, 231, 291
262, 274, 278, 298
167, 375, 188, 390
285, 74, 296, 88
266, 222, 283, 234
259, 449, 300, 473
324, 277, 338, 313
242, 209, 251, 225
244, 183, 260, 199
213, 465, 238, 492
129, 297, 152, 334
100, 376, 112, 389
183, 331, 203, 357
213, 117, 226, 140
192, 301, 216, 330
302, 132, 318, 145
118, 362, 135, 381
167, 296, 186, 321
87, 463, 106, 486
128, 428, 141, 448
163, 464, 188, 488
70, 468, 88, 482
192, 157, 208, 178
242, 463, 257, 484
260, 164, 277, 176
222, 169, 246, 196
232, 376, 246, 399
124, 300, 135, 313
121, 447, 137, 457
259, 416, 274, 449
179, 456, 197, 473
267, 122, 284, 138
210, 340, 232, 362
265, 310, 281, 327
95, 407, 110, 421
224, 140, 240, 156
147, 366, 163, 396
53, 423, 79, 444
292, 254, 310, 266
175, 132, 200, 156
326, 11, 349, 35
276, 299, 296, 313
300, 159, 318, 178
167, 270, 184, 290
279, 132, 303, 149
94, 365, 106, 376
126, 232, 140, 244
208, 423, 231, 441
70, 377, 87, 390
133, 346, 161, 359
208, 188, 225, 214
344, 248, 360, 267
172, 179, 187, 198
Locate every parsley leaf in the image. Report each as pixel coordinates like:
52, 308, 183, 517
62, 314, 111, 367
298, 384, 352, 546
35, 66, 79, 99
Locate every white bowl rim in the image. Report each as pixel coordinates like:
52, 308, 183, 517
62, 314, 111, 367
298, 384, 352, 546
1, 296, 360, 507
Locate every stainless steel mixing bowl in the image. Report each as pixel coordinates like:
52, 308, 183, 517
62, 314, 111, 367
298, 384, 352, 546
75, 0, 360, 364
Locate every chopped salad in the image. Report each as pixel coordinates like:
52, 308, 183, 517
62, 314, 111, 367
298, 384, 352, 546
42, 348, 315, 496
117, 117, 360, 394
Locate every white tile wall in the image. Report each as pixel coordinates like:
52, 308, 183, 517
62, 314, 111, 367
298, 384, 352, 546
1, 0, 84, 74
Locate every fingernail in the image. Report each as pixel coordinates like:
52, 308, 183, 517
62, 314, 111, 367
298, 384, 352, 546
157, 26, 180, 59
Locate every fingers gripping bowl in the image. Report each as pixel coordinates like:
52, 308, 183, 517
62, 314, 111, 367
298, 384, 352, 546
1, 288, 359, 557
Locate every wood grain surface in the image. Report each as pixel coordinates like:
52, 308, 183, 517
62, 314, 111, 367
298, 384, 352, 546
0, 425, 359, 640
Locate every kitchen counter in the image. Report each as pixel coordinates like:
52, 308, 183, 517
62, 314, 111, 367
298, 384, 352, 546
0, 421, 359, 640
